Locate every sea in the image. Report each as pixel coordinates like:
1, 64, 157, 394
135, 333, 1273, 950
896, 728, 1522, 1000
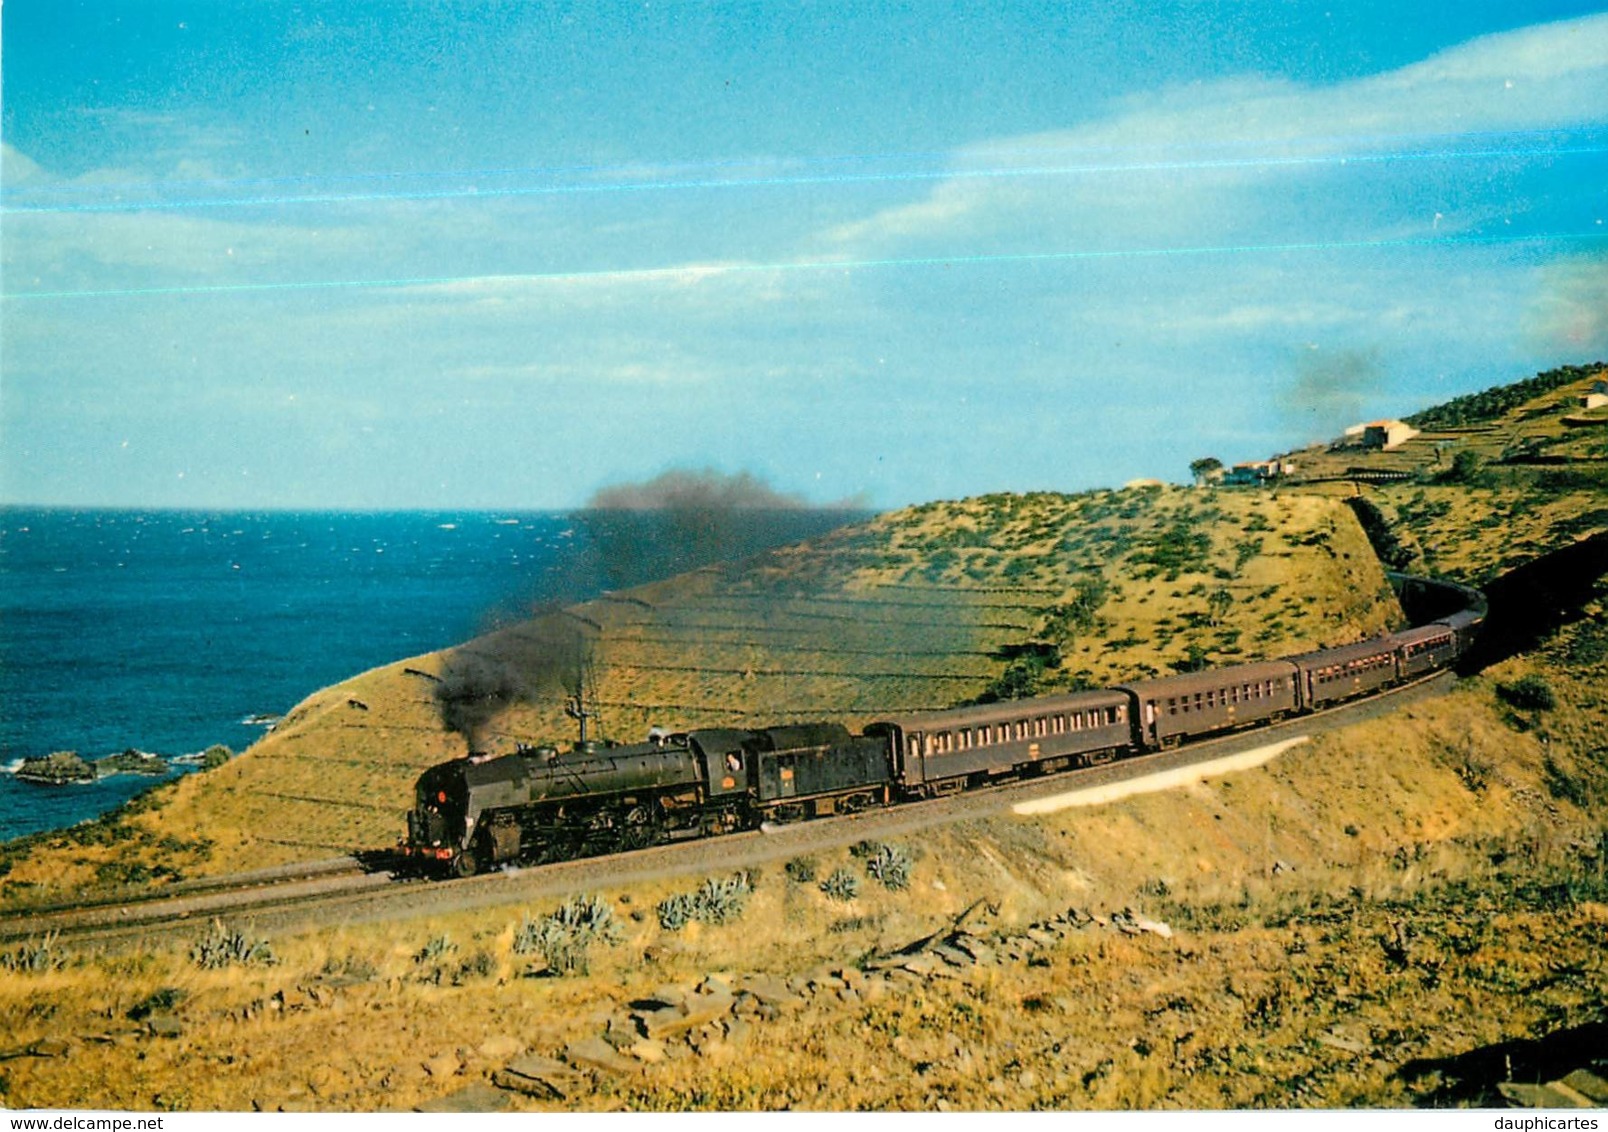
0, 505, 863, 844
0, 508, 588, 842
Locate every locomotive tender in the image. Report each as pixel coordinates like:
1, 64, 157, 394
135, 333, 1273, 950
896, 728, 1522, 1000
405, 577, 1485, 877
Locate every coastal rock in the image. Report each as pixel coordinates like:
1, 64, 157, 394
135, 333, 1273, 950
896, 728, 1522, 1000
93, 749, 169, 777
15, 751, 95, 784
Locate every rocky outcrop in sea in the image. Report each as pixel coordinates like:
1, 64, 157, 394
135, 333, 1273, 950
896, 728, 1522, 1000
15, 751, 96, 784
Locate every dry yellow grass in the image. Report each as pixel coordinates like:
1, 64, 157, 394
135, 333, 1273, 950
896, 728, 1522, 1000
3, 631, 1604, 1112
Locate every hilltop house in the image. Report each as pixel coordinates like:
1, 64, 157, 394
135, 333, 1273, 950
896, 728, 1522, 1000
1341, 419, 1419, 450
1221, 459, 1294, 486
1581, 380, 1608, 411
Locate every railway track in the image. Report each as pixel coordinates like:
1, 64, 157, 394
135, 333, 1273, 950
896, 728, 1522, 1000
0, 669, 1454, 950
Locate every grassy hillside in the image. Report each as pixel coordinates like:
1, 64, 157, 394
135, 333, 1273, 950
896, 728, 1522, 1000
1, 486, 1398, 904
2, 611, 1602, 1112
3, 364, 1607, 1112
1272, 363, 1608, 584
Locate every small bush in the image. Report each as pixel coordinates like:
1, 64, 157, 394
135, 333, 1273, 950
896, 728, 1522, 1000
863, 843, 913, 891
0, 931, 67, 973
784, 856, 818, 884
190, 921, 275, 969
413, 935, 456, 965
656, 873, 754, 932
319, 954, 378, 983
128, 987, 186, 1020
820, 868, 861, 903
1496, 675, 1556, 712
513, 893, 625, 974
455, 950, 497, 982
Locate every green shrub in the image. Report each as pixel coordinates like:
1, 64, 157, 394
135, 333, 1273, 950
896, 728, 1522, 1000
513, 893, 625, 974
127, 987, 186, 1020
863, 843, 912, 891
656, 873, 753, 932
784, 856, 818, 884
455, 950, 497, 982
190, 920, 275, 969
820, 868, 861, 903
413, 935, 456, 965
0, 931, 67, 973
1496, 675, 1556, 712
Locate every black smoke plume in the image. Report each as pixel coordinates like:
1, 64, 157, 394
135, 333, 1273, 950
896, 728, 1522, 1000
434, 610, 593, 752
433, 468, 871, 751
571, 467, 870, 594
1277, 347, 1386, 441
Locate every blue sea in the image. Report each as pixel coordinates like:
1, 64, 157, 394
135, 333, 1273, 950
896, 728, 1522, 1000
0, 506, 862, 843
0, 509, 589, 842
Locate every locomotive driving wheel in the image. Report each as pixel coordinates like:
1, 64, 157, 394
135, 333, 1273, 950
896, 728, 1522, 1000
618, 804, 662, 851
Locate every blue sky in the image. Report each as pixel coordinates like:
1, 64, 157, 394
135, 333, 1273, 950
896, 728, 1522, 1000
3, 2, 1606, 510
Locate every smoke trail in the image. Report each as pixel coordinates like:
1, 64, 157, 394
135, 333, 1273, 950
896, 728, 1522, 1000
572, 467, 870, 594
1277, 347, 1387, 441
433, 469, 870, 748
434, 609, 593, 751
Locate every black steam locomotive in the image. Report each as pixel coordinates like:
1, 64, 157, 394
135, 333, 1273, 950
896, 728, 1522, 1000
405, 578, 1485, 877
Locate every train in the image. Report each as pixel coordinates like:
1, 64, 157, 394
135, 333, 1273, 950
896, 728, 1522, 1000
403, 577, 1486, 877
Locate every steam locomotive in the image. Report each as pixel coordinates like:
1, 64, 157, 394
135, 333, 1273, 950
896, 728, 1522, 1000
404, 578, 1485, 877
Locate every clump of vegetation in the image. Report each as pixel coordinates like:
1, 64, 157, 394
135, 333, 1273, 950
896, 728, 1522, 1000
1405, 363, 1605, 430
819, 867, 861, 903
454, 949, 497, 982
784, 856, 818, 884
318, 954, 378, 983
127, 987, 186, 1021
411, 934, 458, 984
1134, 519, 1213, 580
656, 873, 753, 932
201, 744, 233, 770
512, 893, 625, 974
190, 920, 275, 969
1437, 449, 1491, 487
975, 643, 1061, 702
413, 935, 455, 965
0, 931, 67, 973
1496, 674, 1557, 712
861, 842, 913, 891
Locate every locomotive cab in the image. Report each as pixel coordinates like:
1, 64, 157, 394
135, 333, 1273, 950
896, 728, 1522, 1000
407, 761, 472, 869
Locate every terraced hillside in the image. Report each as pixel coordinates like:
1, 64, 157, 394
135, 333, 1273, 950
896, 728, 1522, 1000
0, 486, 1398, 901
1272, 363, 1608, 584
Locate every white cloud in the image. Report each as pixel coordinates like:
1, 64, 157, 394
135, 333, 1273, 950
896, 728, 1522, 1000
1525, 254, 1608, 355
823, 14, 1608, 256
1, 144, 48, 185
